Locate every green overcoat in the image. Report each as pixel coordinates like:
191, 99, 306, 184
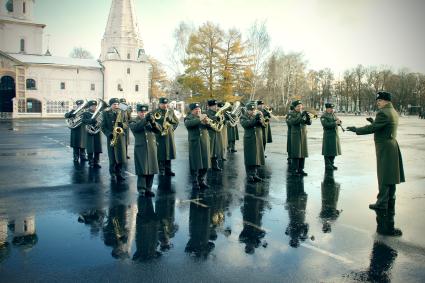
184, 114, 211, 171
101, 109, 127, 164
129, 116, 160, 175
240, 113, 265, 167
287, 111, 311, 158
261, 109, 273, 144
320, 112, 341, 157
207, 109, 222, 158
154, 108, 179, 161
227, 124, 239, 142
65, 111, 87, 148
81, 110, 102, 153
354, 103, 405, 185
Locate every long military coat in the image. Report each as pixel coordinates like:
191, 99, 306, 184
81, 110, 102, 154
240, 113, 265, 167
65, 110, 87, 148
129, 116, 160, 175
206, 109, 222, 158
286, 111, 293, 155
155, 108, 179, 161
355, 103, 405, 185
101, 109, 127, 164
320, 112, 341, 157
184, 114, 211, 171
217, 123, 227, 157
261, 109, 273, 145
287, 111, 311, 158
227, 124, 239, 142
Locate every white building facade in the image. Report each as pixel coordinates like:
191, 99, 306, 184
0, 0, 150, 118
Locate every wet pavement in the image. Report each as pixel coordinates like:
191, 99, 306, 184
0, 117, 424, 282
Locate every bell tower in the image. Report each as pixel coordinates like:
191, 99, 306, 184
101, 0, 150, 104
0, 0, 35, 22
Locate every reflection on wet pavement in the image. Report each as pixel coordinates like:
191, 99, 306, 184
1, 118, 425, 282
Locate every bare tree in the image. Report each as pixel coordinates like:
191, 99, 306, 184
69, 47, 93, 59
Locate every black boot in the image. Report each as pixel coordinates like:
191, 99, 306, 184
165, 160, 175, 176
88, 153, 94, 168
73, 148, 79, 162
191, 171, 200, 189
93, 153, 101, 168
116, 163, 125, 181
80, 148, 88, 161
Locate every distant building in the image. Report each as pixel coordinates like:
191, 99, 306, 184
0, 0, 150, 118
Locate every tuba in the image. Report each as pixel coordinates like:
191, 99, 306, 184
86, 99, 108, 134
199, 113, 222, 132
66, 100, 88, 129
214, 102, 232, 132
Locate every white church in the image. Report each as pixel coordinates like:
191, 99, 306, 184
0, 0, 150, 118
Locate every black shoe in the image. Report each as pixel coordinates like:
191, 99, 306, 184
222, 158, 227, 161
386, 228, 402, 237
126, 156, 130, 159
117, 174, 126, 181
93, 163, 101, 169
165, 171, 175, 176
80, 155, 88, 162
199, 181, 209, 189
231, 149, 237, 152
144, 190, 155, 197
332, 166, 338, 170
369, 203, 387, 210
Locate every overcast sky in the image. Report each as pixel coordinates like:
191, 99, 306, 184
34, 0, 425, 77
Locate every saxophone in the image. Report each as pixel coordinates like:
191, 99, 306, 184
155, 109, 173, 136
110, 110, 124, 147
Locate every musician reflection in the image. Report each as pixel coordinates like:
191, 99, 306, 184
64, 99, 88, 163
239, 183, 268, 254
156, 177, 178, 251
103, 197, 137, 259
319, 171, 341, 233
285, 176, 309, 248
185, 191, 215, 257
82, 100, 103, 169
133, 196, 160, 261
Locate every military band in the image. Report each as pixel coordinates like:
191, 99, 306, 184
63, 92, 407, 223
154, 97, 179, 176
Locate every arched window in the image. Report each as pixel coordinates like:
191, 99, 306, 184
6, 0, 13, 12
23, 1, 26, 13
127, 68, 130, 74
20, 39, 25, 52
135, 84, 139, 92
127, 53, 130, 59
26, 78, 36, 90
26, 98, 42, 113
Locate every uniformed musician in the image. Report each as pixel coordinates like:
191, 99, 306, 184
64, 100, 88, 162
240, 103, 265, 182
320, 103, 341, 170
155, 97, 179, 176
184, 102, 211, 189
81, 100, 102, 168
129, 104, 160, 197
101, 98, 127, 182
